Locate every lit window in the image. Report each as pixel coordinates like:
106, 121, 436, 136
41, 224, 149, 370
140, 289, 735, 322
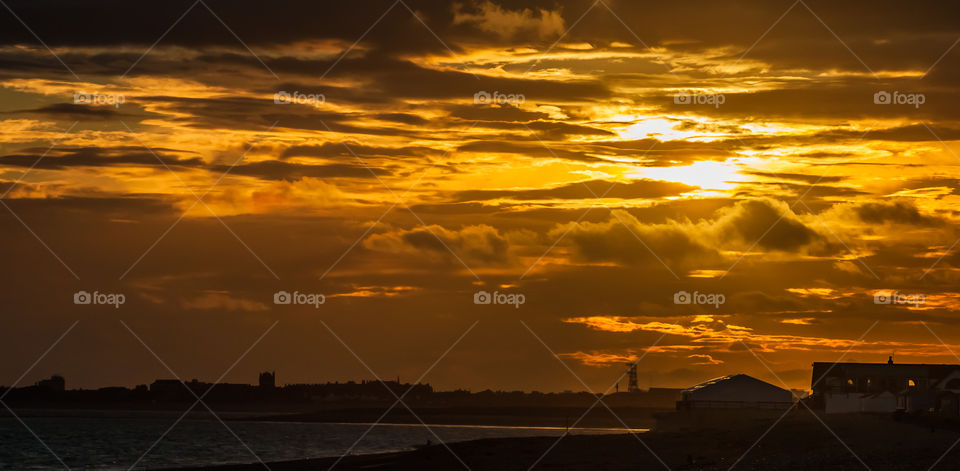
908, 379, 917, 388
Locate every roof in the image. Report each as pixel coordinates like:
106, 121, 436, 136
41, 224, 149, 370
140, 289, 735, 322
683, 374, 790, 395
810, 362, 960, 389
812, 362, 960, 367
684, 374, 740, 393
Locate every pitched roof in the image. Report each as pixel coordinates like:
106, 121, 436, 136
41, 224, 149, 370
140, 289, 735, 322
684, 374, 788, 394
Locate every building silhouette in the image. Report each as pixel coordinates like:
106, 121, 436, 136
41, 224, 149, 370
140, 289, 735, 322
677, 374, 792, 410
36, 375, 65, 393
259, 371, 276, 390
812, 358, 960, 414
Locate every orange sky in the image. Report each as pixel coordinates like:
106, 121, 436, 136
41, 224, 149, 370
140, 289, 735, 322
2, 0, 960, 392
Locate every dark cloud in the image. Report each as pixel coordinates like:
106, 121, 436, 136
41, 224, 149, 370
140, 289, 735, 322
0, 147, 204, 170
453, 179, 697, 202
733, 181, 868, 202
745, 171, 845, 184
364, 223, 513, 265
4, 103, 132, 121
457, 140, 602, 162
281, 142, 441, 159
900, 176, 960, 195
585, 138, 737, 166
445, 104, 552, 122
558, 211, 719, 267
373, 113, 430, 126
211, 160, 389, 180
557, 198, 829, 271
0, 147, 388, 181
849, 200, 943, 226
717, 199, 820, 251
0, 194, 176, 216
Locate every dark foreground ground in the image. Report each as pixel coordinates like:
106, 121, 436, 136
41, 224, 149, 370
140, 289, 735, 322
243, 406, 660, 429
170, 409, 960, 471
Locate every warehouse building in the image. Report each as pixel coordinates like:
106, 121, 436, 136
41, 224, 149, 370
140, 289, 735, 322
676, 374, 793, 410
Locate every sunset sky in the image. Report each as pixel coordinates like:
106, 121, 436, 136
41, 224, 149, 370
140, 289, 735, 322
2, 0, 960, 392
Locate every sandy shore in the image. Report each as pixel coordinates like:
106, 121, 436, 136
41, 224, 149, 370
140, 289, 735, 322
167, 409, 960, 470
241, 406, 661, 429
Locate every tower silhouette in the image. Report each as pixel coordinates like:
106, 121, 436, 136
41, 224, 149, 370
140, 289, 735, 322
625, 363, 639, 392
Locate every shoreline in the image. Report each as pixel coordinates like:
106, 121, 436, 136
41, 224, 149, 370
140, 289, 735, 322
318, 421, 649, 432
236, 405, 662, 429
0, 412, 646, 470
165, 410, 960, 471
1, 405, 662, 430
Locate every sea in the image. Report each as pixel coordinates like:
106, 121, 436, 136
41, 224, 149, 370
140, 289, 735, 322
0, 412, 646, 470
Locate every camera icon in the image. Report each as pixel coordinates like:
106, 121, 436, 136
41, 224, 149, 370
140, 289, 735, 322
473, 291, 492, 304
873, 91, 891, 105
474, 91, 491, 105
274, 91, 291, 104
74, 92, 91, 105
73, 290, 92, 305
674, 91, 691, 105
673, 291, 691, 304
874, 293, 892, 304
274, 291, 292, 304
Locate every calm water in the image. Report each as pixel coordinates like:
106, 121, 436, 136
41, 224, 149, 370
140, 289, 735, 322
0, 414, 644, 470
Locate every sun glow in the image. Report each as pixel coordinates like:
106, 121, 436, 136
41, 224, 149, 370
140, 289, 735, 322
616, 117, 728, 142
630, 160, 746, 191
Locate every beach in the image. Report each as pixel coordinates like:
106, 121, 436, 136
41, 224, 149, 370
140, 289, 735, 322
170, 410, 960, 470
242, 405, 662, 429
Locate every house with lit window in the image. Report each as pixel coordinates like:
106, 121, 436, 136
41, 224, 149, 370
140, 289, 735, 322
811, 357, 960, 414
